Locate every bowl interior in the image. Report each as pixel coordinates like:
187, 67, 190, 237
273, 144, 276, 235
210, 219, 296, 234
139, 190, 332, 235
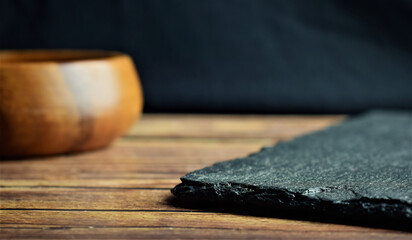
0, 50, 120, 63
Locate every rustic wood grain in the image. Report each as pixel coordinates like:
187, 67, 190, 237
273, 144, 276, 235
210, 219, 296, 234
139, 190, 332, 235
127, 114, 344, 139
0, 210, 399, 233
1, 227, 409, 240
0, 188, 181, 211
0, 114, 409, 239
0, 140, 267, 187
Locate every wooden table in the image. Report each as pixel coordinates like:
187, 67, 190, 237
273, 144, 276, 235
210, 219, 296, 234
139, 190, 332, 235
1, 114, 410, 239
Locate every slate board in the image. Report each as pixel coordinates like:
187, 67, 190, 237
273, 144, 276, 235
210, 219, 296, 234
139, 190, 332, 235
172, 111, 412, 228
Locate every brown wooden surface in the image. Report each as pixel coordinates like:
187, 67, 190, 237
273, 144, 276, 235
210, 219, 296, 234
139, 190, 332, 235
1, 114, 411, 239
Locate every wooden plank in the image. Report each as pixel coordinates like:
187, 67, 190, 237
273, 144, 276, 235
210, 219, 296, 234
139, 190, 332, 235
0, 227, 408, 240
0, 179, 179, 189
128, 114, 345, 138
0, 178, 186, 188
2, 139, 269, 162
0, 141, 266, 187
0, 210, 401, 234
0, 188, 182, 211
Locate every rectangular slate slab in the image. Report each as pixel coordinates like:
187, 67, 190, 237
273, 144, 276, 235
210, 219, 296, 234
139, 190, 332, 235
172, 111, 412, 227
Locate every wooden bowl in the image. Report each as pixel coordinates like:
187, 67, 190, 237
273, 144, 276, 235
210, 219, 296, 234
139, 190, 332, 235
0, 50, 143, 157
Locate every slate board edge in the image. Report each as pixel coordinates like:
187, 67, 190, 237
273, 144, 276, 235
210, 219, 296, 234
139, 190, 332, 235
172, 179, 412, 223
171, 111, 412, 226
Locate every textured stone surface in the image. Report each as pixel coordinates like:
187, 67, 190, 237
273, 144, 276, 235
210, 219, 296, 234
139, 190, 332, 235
172, 111, 412, 226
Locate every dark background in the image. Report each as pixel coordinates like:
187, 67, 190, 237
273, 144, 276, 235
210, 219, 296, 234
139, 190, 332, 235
1, 0, 411, 114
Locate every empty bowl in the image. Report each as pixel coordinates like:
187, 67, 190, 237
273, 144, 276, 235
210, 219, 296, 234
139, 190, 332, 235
0, 50, 143, 157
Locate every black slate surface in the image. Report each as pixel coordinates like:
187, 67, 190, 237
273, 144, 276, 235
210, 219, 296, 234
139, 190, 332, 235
172, 111, 412, 228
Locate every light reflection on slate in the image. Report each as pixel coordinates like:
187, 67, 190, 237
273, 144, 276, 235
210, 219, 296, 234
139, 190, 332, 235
172, 111, 412, 227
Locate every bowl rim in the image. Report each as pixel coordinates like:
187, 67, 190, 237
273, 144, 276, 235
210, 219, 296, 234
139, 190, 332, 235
0, 49, 128, 65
